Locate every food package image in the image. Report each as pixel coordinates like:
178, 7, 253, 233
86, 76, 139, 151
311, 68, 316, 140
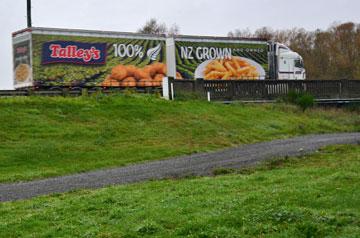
195, 57, 266, 80
102, 63, 182, 87
15, 64, 31, 83
204, 58, 258, 80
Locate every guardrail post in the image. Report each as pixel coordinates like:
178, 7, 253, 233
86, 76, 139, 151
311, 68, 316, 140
162, 77, 170, 100
145, 87, 152, 94
62, 88, 69, 97
27, 88, 34, 96
168, 77, 174, 100
81, 88, 88, 97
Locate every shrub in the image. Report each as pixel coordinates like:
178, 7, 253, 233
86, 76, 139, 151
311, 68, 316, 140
283, 90, 314, 111
285, 90, 300, 104
296, 93, 314, 111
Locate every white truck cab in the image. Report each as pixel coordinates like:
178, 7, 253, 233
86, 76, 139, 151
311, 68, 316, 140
275, 43, 306, 80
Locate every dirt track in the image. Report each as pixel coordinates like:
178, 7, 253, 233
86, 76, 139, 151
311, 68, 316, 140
1, 133, 359, 202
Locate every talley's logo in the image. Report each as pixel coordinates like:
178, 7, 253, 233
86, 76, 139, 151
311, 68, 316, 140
16, 46, 28, 54
42, 41, 107, 65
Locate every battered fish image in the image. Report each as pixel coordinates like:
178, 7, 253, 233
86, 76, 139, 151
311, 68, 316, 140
102, 63, 182, 87
203, 57, 260, 80
15, 64, 30, 82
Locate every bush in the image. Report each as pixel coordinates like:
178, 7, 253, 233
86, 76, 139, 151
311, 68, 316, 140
285, 90, 300, 104
296, 93, 314, 111
283, 90, 314, 111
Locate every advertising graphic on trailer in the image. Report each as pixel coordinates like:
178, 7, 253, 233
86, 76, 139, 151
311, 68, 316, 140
174, 39, 268, 80
30, 33, 166, 87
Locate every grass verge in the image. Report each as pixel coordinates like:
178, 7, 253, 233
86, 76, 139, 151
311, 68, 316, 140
0, 94, 359, 182
0, 145, 359, 237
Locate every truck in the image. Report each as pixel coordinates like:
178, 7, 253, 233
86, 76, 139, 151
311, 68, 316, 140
166, 35, 306, 81
12, 27, 305, 89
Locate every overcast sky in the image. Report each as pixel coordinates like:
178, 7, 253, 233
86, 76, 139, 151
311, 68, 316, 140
1, 0, 360, 89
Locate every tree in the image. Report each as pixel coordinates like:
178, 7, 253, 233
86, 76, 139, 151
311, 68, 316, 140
254, 27, 274, 40
137, 18, 180, 36
137, 18, 167, 35
167, 24, 180, 36
228, 28, 252, 38
331, 22, 357, 79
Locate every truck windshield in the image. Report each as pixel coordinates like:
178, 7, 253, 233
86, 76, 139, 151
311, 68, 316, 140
294, 59, 304, 68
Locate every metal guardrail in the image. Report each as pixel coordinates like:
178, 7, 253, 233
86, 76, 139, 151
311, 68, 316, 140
2, 80, 360, 106
169, 79, 360, 101
0, 90, 29, 96
221, 98, 360, 106
0, 88, 161, 97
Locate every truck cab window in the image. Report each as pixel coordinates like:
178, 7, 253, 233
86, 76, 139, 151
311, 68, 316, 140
294, 59, 304, 68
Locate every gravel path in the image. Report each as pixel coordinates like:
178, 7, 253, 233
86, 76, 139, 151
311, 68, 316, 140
1, 133, 359, 202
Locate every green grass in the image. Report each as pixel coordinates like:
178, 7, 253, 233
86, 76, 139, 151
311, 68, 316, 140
0, 94, 359, 183
0, 145, 359, 237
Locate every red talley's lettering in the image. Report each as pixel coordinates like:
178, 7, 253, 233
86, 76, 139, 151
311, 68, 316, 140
16, 46, 28, 54
49, 44, 101, 62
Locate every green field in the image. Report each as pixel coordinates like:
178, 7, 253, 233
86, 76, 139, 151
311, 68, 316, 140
0, 94, 359, 183
1, 145, 359, 237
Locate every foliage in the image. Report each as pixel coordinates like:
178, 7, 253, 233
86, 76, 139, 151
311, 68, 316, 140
296, 93, 315, 111
137, 18, 167, 34
167, 23, 180, 36
0, 95, 358, 183
0, 145, 359, 237
137, 18, 180, 36
285, 90, 301, 104
284, 90, 314, 111
229, 22, 360, 80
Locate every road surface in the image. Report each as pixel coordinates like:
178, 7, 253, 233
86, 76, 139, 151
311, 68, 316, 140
1, 133, 359, 202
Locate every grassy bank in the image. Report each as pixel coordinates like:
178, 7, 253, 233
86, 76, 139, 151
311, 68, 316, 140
0, 145, 359, 237
0, 94, 359, 182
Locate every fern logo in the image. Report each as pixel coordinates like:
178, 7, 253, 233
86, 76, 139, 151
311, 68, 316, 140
147, 44, 162, 61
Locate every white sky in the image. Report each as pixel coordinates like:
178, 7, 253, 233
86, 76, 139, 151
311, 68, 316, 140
1, 0, 359, 89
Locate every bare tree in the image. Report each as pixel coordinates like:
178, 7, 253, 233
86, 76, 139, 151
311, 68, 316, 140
137, 18, 167, 35
254, 27, 274, 40
228, 28, 252, 38
167, 24, 180, 36
138, 18, 180, 36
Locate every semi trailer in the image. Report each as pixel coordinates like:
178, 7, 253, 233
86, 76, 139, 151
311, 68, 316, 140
166, 35, 305, 81
12, 27, 305, 89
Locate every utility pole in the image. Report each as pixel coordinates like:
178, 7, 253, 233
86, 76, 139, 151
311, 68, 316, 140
27, 0, 32, 28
